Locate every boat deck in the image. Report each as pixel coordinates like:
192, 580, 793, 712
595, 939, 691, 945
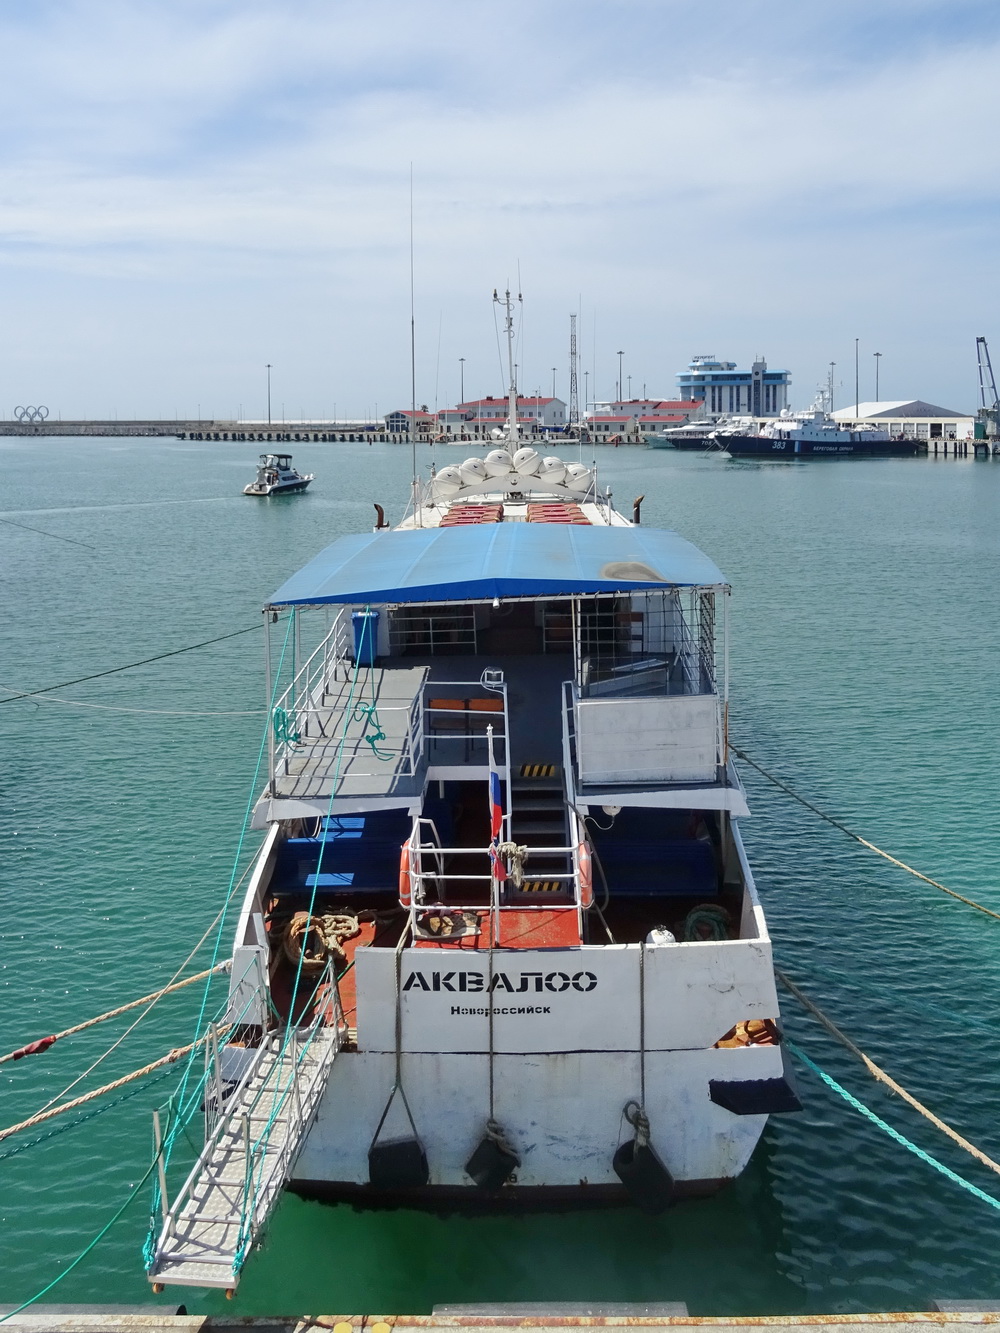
272, 665, 429, 803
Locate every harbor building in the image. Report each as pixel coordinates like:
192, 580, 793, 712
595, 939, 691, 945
384, 408, 436, 437
677, 355, 790, 418
388, 396, 568, 439
831, 400, 974, 442
586, 398, 702, 442
457, 395, 566, 432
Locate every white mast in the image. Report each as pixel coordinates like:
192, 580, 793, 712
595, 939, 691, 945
494, 286, 521, 452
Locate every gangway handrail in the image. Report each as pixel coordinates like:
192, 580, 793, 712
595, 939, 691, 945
149, 962, 344, 1286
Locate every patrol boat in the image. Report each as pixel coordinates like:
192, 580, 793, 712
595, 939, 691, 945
146, 303, 799, 1296
243, 453, 314, 495
717, 408, 919, 458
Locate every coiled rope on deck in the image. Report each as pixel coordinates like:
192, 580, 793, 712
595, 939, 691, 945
733, 745, 1000, 923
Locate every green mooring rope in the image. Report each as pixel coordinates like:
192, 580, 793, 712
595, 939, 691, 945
233, 608, 379, 1272
788, 1040, 1000, 1214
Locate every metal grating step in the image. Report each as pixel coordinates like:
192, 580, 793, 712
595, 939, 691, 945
148, 1025, 340, 1292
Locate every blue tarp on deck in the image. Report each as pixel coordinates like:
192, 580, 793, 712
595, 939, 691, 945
267, 524, 726, 607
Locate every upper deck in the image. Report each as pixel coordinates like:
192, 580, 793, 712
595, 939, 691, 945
252, 494, 745, 826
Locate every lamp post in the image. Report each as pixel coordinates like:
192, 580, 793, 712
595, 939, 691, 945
627, 374, 632, 399
266, 364, 272, 425
552, 367, 557, 399
584, 369, 589, 414
854, 338, 859, 421
459, 357, 465, 404
617, 350, 624, 402
874, 352, 882, 402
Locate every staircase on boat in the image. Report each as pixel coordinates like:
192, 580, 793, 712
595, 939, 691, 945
148, 1006, 342, 1291
505, 764, 575, 903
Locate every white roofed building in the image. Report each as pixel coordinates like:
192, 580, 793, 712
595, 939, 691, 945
832, 400, 974, 441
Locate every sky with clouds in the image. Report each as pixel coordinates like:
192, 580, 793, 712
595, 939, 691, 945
2, 0, 999, 420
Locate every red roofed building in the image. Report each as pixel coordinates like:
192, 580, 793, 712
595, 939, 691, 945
457, 395, 566, 432
385, 408, 436, 436
586, 398, 702, 441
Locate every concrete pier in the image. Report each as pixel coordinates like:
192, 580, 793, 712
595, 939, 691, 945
2, 1310, 1000, 1333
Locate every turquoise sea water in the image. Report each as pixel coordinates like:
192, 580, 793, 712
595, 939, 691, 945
3, 437, 1000, 1317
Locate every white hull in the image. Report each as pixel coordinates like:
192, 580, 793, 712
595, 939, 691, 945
243, 477, 312, 495
294, 1044, 777, 1197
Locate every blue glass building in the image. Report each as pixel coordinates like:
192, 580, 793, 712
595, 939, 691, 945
677, 355, 791, 418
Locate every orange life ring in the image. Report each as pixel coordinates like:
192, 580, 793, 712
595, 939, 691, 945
399, 838, 412, 907
578, 841, 593, 908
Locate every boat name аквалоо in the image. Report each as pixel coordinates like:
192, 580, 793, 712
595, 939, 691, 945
145, 295, 800, 1295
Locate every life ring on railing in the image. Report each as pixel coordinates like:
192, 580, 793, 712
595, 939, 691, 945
577, 841, 593, 908
399, 838, 413, 908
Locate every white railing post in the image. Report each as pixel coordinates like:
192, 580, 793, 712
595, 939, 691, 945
265, 612, 276, 794
289, 1028, 302, 1125
242, 1112, 252, 1210
152, 1109, 170, 1229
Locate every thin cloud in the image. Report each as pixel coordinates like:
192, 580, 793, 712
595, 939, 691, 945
0, 0, 997, 415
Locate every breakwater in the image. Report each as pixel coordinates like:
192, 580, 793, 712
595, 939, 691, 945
0, 419, 383, 441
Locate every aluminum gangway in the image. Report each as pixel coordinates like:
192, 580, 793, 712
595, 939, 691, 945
148, 997, 342, 1292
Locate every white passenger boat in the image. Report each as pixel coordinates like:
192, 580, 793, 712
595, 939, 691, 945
243, 453, 314, 495
146, 300, 800, 1295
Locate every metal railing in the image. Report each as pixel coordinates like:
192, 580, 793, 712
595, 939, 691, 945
271, 675, 510, 796
149, 961, 344, 1283
405, 817, 580, 931
563, 677, 724, 784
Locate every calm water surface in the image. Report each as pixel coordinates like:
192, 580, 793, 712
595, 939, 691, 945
2, 438, 1000, 1315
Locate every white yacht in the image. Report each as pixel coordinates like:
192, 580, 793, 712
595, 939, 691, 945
243, 453, 314, 495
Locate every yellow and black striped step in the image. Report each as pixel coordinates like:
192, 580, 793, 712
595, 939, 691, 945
518, 763, 561, 779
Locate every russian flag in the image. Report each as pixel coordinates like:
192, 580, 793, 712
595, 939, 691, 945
487, 726, 507, 882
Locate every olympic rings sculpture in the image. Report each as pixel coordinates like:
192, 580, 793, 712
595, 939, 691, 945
14, 406, 49, 422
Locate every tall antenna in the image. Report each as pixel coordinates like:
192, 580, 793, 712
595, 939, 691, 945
494, 286, 521, 451
568, 313, 579, 426
409, 165, 420, 524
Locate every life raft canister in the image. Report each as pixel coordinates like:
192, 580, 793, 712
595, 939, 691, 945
399, 838, 413, 907
577, 841, 593, 907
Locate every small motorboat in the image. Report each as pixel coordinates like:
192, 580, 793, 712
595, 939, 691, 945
243, 453, 314, 495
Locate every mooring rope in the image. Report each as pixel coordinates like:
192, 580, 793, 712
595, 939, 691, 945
788, 1041, 1000, 1214
0, 963, 229, 1067
0, 623, 262, 707
30, 858, 258, 1121
776, 969, 1000, 1178
0, 682, 266, 716
0, 1066, 178, 1163
733, 746, 1000, 923
0, 1028, 227, 1144
0, 1155, 161, 1324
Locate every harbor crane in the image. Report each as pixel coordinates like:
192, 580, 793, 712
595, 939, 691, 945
975, 336, 999, 441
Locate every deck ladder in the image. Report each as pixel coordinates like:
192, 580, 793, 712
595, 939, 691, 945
147, 978, 342, 1291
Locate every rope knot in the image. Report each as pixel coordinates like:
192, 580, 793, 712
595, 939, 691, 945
623, 1099, 651, 1148
485, 1117, 518, 1157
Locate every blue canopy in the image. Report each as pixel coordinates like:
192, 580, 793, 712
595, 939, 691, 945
268, 524, 726, 607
